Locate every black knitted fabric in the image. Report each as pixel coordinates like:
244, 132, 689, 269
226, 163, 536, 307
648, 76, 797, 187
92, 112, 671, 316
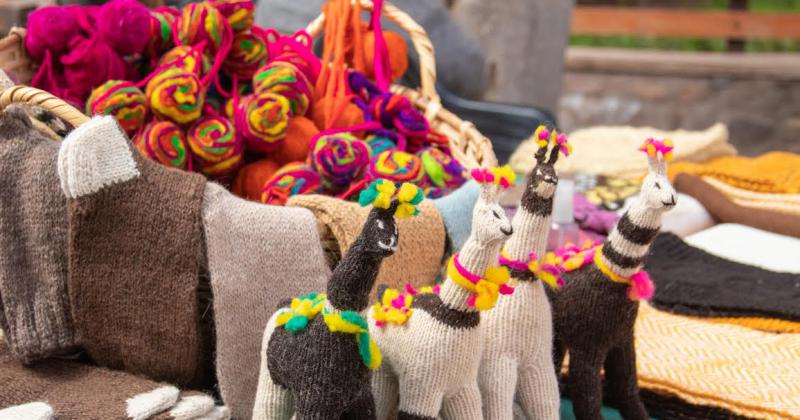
646, 233, 800, 322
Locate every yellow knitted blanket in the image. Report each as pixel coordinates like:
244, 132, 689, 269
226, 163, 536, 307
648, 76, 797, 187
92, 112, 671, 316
635, 304, 800, 419
669, 152, 800, 194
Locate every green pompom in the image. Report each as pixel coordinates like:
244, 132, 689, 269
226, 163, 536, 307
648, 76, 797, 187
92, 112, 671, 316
285, 316, 309, 333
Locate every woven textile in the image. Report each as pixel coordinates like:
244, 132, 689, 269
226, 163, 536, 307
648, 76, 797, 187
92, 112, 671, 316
703, 177, 800, 216
669, 152, 800, 194
287, 194, 445, 299
635, 303, 800, 419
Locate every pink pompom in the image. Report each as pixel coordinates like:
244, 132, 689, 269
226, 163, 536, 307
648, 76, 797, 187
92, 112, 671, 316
628, 271, 655, 301
96, 0, 151, 56
25, 6, 81, 60
61, 36, 132, 103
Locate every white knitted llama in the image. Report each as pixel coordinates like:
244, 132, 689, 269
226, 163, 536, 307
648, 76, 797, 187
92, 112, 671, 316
369, 167, 516, 420
479, 127, 570, 420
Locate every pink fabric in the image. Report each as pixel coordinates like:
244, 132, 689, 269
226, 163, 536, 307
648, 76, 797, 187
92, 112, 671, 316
61, 35, 132, 105
96, 0, 150, 56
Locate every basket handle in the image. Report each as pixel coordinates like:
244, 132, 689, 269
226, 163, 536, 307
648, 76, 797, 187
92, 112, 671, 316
305, 0, 440, 103
0, 85, 89, 129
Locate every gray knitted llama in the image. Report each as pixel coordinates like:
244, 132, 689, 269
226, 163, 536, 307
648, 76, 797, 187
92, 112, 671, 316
369, 167, 516, 420
252, 181, 423, 420
480, 127, 570, 420
552, 139, 676, 420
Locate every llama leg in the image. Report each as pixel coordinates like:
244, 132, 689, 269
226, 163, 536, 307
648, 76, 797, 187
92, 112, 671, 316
604, 340, 648, 420
517, 353, 560, 420
342, 392, 377, 420
293, 393, 341, 420
396, 377, 443, 420
371, 364, 398, 420
567, 349, 604, 420
253, 313, 293, 420
440, 384, 483, 420
479, 356, 518, 420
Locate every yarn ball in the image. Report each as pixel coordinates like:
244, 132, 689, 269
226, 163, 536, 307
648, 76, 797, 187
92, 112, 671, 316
147, 9, 177, 57
368, 150, 424, 184
208, 0, 253, 31
423, 186, 445, 199
24, 6, 81, 60
260, 162, 321, 205
232, 158, 280, 201
312, 98, 366, 133
96, 0, 151, 56
371, 94, 429, 140
86, 80, 147, 136
223, 30, 268, 80
272, 116, 318, 165
145, 67, 205, 124
176, 2, 229, 53
310, 132, 371, 191
419, 147, 465, 189
366, 134, 396, 156
135, 120, 190, 170
234, 92, 292, 153
159, 45, 212, 77
364, 31, 409, 82
61, 36, 133, 102
223, 97, 236, 118
187, 115, 243, 176
252, 61, 312, 116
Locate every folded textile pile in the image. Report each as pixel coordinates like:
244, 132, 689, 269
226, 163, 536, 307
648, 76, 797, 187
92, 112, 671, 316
702, 176, 800, 217
646, 233, 800, 332
686, 223, 800, 274
675, 174, 800, 238
0, 341, 228, 420
510, 123, 735, 178
669, 152, 800, 194
634, 303, 800, 419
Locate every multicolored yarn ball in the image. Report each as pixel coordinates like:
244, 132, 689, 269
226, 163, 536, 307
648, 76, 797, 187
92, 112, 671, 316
223, 30, 268, 80
159, 45, 212, 77
176, 2, 229, 53
419, 147, 466, 190
147, 9, 177, 57
187, 115, 243, 176
135, 120, 190, 170
370, 94, 429, 140
145, 67, 205, 124
366, 134, 397, 156
423, 186, 445, 199
252, 61, 312, 116
235, 92, 292, 153
260, 162, 321, 205
368, 150, 424, 184
208, 0, 253, 31
310, 132, 372, 191
86, 80, 147, 136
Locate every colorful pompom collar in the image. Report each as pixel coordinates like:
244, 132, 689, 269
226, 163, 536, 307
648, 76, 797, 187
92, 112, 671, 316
447, 253, 512, 311
593, 247, 655, 301
498, 248, 564, 289
358, 179, 423, 218
372, 283, 440, 327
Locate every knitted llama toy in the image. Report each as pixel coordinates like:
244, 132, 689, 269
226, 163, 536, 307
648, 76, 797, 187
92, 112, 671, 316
369, 167, 516, 420
552, 139, 677, 420
480, 127, 570, 419
252, 180, 422, 420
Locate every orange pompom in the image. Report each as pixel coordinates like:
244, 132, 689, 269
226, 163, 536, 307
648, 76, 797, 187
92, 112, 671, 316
311, 97, 366, 133
232, 158, 281, 201
272, 116, 318, 165
364, 31, 408, 82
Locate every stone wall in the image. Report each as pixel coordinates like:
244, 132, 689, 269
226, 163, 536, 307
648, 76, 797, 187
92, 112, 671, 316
558, 48, 800, 156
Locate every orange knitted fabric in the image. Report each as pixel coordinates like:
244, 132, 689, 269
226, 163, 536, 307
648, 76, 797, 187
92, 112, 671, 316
272, 117, 317, 165
232, 158, 280, 201
669, 152, 800, 194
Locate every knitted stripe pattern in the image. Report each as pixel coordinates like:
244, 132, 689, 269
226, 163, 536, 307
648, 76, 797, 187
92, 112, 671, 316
646, 232, 800, 322
370, 182, 512, 420
479, 155, 560, 419
254, 202, 402, 419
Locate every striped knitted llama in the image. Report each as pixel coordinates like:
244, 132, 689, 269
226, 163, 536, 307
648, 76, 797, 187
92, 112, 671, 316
252, 181, 422, 420
479, 127, 570, 420
369, 167, 515, 420
551, 139, 677, 420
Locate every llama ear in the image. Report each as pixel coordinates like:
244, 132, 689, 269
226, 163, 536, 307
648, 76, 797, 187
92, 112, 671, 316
535, 147, 547, 164
547, 145, 560, 165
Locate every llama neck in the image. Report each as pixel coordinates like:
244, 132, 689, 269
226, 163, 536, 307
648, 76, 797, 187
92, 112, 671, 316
504, 199, 553, 263
326, 238, 384, 312
600, 201, 662, 279
440, 237, 501, 312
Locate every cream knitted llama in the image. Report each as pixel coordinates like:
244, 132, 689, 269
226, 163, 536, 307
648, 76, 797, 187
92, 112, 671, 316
552, 139, 677, 420
369, 167, 515, 420
479, 127, 570, 420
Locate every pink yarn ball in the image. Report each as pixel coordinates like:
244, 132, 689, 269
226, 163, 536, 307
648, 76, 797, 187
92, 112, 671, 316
24, 6, 81, 61
96, 0, 151, 56
61, 36, 132, 102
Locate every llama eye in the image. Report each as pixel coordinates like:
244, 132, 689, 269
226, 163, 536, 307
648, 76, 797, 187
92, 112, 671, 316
492, 210, 501, 219
654, 182, 661, 189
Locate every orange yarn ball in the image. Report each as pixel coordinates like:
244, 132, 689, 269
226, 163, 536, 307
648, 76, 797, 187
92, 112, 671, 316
232, 158, 280, 201
311, 98, 365, 133
272, 116, 318, 165
364, 31, 408, 82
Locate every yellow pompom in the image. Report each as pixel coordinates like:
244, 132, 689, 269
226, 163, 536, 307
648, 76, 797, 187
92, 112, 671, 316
275, 311, 293, 326
473, 280, 500, 311
533, 125, 549, 148
323, 313, 364, 334
484, 266, 511, 285
395, 203, 417, 219
489, 165, 517, 188
397, 182, 421, 203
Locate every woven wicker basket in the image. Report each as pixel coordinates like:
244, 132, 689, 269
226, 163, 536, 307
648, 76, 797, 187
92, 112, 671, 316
0, 0, 497, 266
